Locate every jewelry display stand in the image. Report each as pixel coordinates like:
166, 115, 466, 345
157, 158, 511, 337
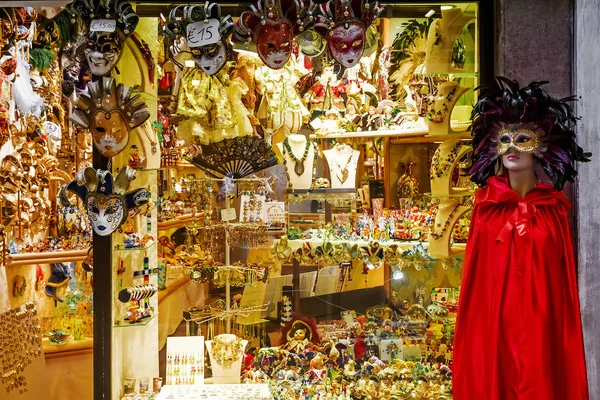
323, 144, 360, 189
428, 199, 471, 258
425, 8, 476, 74
429, 139, 473, 196
277, 134, 316, 190
426, 81, 470, 136
205, 334, 248, 384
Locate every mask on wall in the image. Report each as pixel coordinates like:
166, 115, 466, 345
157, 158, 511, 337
70, 77, 150, 157
314, 0, 383, 68
165, 3, 235, 76
65, 166, 149, 236
234, 0, 315, 69
66, 0, 139, 77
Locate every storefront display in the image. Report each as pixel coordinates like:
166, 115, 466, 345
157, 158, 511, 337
0, 2, 500, 400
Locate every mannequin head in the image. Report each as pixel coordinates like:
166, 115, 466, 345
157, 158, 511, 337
501, 148, 535, 173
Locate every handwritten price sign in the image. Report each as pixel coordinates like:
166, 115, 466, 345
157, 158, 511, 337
90, 19, 116, 33
186, 19, 221, 48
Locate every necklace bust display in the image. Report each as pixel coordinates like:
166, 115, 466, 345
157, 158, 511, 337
324, 143, 360, 189
277, 134, 317, 190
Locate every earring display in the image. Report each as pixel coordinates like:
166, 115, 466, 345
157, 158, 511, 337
166, 337, 205, 385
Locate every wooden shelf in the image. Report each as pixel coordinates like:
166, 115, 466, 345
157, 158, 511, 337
5, 249, 89, 267
158, 276, 190, 304
43, 337, 93, 357
310, 128, 428, 140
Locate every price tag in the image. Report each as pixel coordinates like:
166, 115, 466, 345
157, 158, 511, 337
90, 19, 117, 33
186, 19, 221, 48
221, 208, 237, 222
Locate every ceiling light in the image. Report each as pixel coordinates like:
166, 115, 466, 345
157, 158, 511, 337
393, 269, 404, 281
425, 9, 435, 18
441, 5, 454, 11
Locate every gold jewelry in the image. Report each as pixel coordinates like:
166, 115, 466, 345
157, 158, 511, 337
211, 334, 245, 369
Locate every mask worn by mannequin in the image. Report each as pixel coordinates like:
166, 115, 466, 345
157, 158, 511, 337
495, 122, 543, 155
234, 0, 315, 69
64, 166, 149, 236
70, 77, 150, 157
315, 0, 383, 68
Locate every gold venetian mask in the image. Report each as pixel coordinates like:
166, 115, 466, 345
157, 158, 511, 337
496, 123, 542, 155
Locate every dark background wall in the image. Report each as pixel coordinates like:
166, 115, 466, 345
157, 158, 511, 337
495, 0, 598, 396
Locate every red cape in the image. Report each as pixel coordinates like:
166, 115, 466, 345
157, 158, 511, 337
452, 175, 588, 400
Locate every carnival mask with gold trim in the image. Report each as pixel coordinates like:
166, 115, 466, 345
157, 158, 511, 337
66, 0, 139, 77
495, 122, 543, 155
71, 77, 150, 157
65, 166, 149, 236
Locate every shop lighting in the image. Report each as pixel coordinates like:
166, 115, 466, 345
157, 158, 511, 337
425, 9, 435, 18
392, 269, 404, 281
440, 5, 454, 11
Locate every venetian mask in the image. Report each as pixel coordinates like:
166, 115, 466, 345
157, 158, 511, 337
329, 21, 365, 68
65, 166, 149, 236
71, 77, 150, 157
256, 20, 293, 69
85, 32, 119, 77
44, 121, 62, 155
192, 42, 228, 75
235, 0, 314, 70
315, 0, 383, 69
496, 123, 543, 155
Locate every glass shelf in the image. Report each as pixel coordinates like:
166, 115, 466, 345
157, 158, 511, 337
114, 313, 157, 328
113, 241, 156, 251
423, 191, 474, 198
426, 71, 478, 78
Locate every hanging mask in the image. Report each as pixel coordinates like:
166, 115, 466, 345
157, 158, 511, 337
165, 3, 235, 76
70, 77, 150, 157
234, 0, 316, 69
65, 166, 149, 236
315, 0, 383, 68
66, 0, 139, 77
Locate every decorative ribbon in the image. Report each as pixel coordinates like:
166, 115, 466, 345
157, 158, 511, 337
496, 201, 537, 243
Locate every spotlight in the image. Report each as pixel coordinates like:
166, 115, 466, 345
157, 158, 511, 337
425, 9, 435, 18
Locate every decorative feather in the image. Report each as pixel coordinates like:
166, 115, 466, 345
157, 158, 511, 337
29, 47, 56, 73
469, 77, 591, 190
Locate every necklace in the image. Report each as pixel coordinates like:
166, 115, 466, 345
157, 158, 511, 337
282, 139, 318, 197
430, 141, 463, 178
283, 138, 311, 176
332, 147, 354, 184
429, 202, 462, 240
211, 335, 245, 369
427, 86, 457, 123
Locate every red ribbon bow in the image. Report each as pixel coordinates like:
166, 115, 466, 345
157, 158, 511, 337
496, 201, 537, 243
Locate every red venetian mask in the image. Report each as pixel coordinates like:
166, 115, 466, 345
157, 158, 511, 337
256, 20, 293, 69
328, 21, 365, 68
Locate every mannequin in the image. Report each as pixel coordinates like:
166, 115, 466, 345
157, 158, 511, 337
424, 8, 475, 74
323, 144, 360, 189
452, 78, 590, 400
276, 134, 317, 190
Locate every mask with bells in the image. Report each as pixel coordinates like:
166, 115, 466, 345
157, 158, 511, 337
234, 0, 316, 69
64, 166, 149, 236
70, 77, 150, 157
66, 0, 139, 77
314, 0, 383, 68
165, 3, 235, 76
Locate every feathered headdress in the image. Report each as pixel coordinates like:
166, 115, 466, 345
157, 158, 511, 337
469, 77, 591, 190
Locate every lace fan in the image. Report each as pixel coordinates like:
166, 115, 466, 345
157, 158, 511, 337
185, 136, 279, 179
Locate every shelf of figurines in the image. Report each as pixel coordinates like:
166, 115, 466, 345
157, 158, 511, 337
114, 241, 157, 252
43, 337, 94, 356
286, 188, 357, 203
114, 313, 158, 329
4, 249, 90, 267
